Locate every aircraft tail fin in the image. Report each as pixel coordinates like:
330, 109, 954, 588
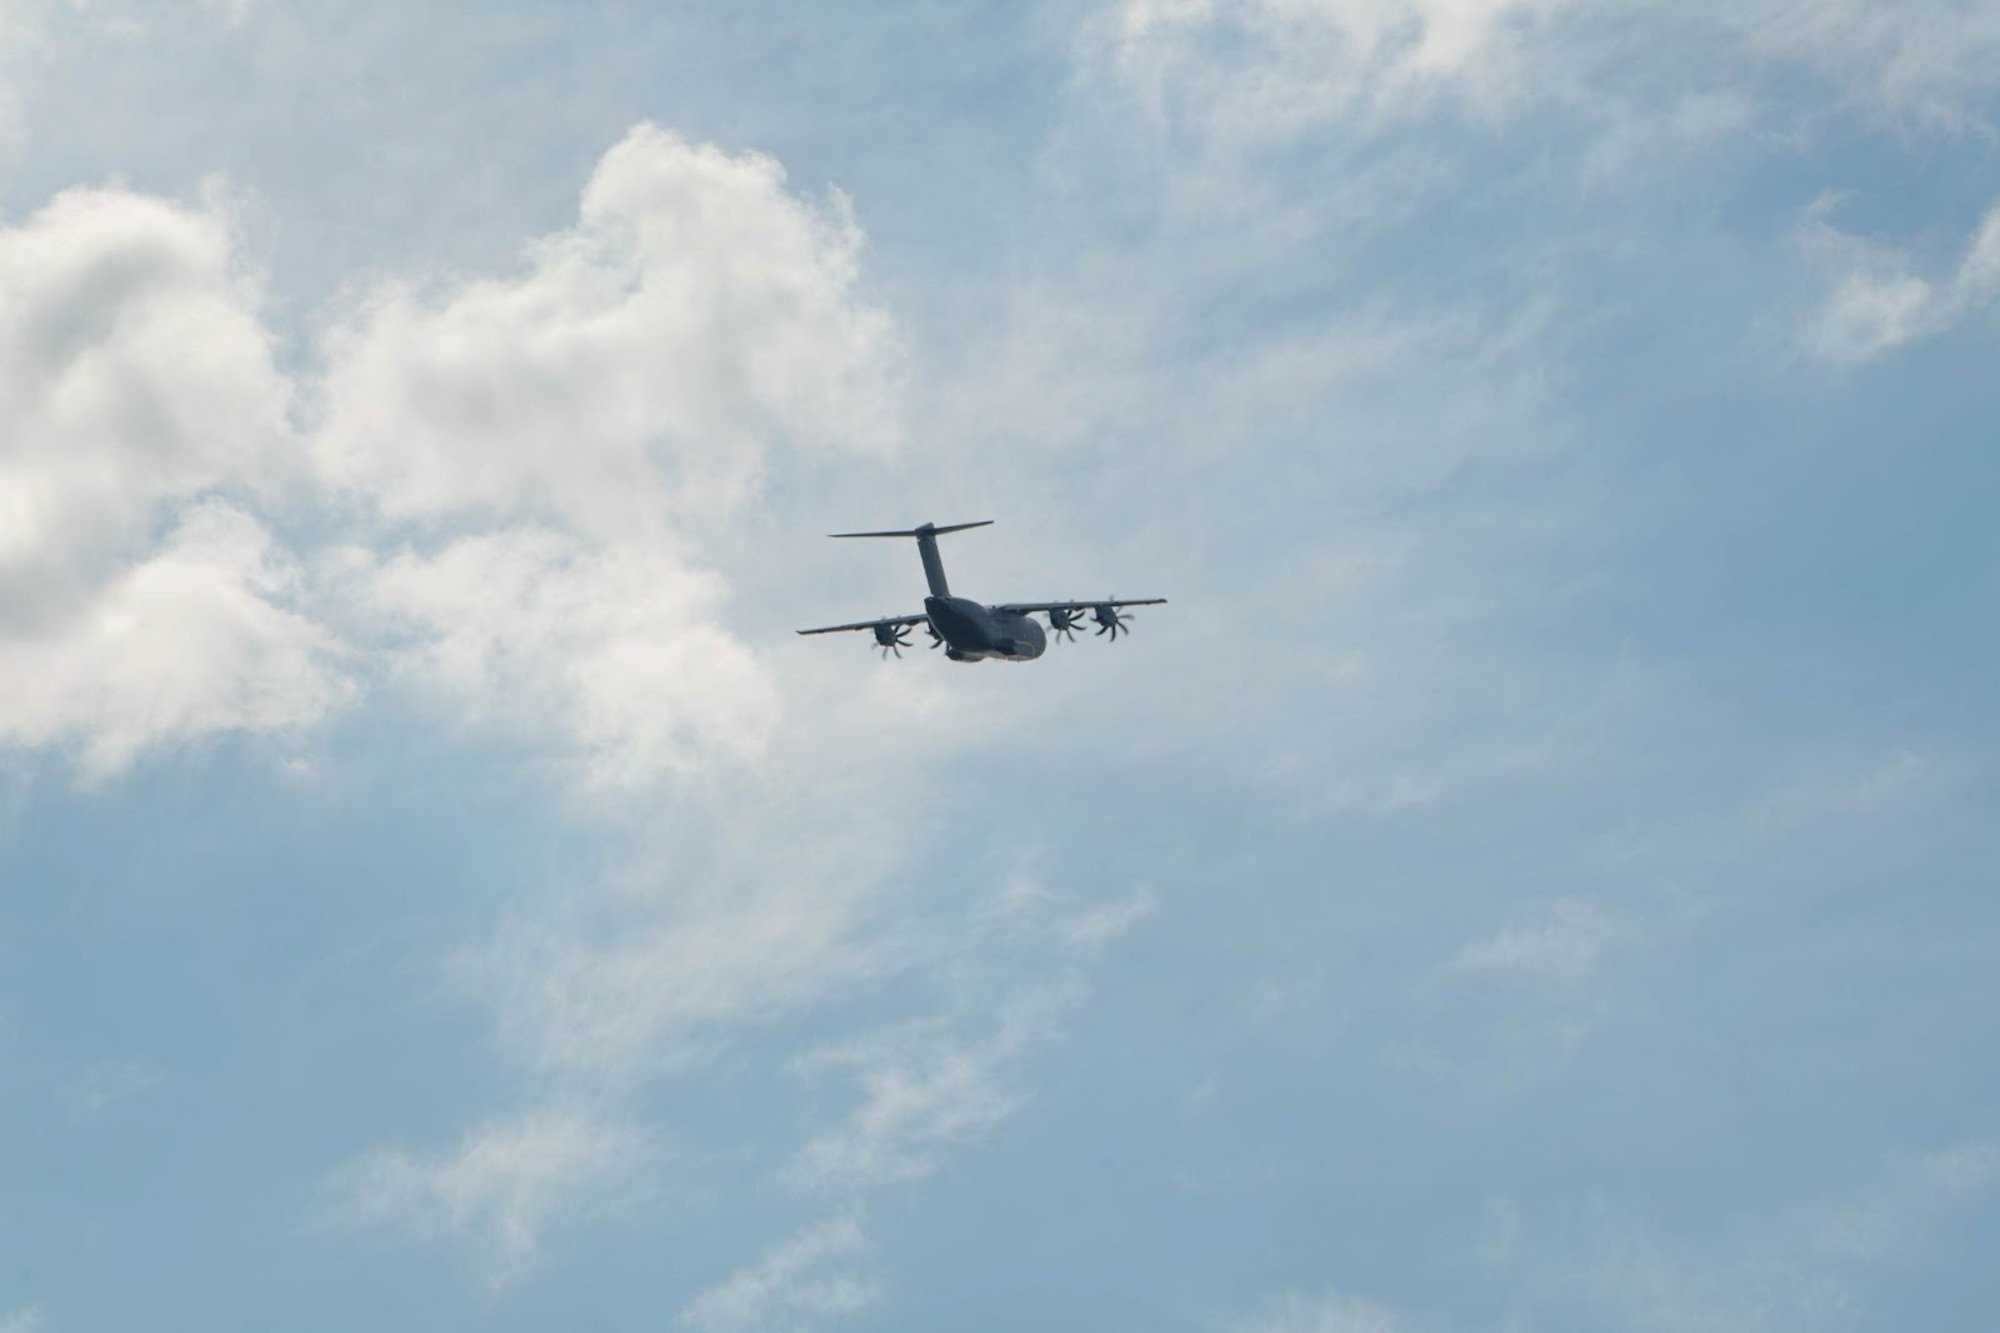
826, 521, 992, 598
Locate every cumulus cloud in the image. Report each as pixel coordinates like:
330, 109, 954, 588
3, 122, 905, 784
679, 1218, 879, 1333
314, 124, 898, 537
0, 1309, 39, 1333
1800, 199, 2000, 365
0, 184, 348, 772
351, 527, 780, 783
0, 501, 350, 774
323, 1110, 640, 1279
307, 124, 902, 783
0, 185, 288, 591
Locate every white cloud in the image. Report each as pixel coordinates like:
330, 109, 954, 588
324, 1110, 640, 1279
679, 1218, 879, 1333
0, 1308, 40, 1333
0, 183, 346, 773
1800, 200, 2000, 365
0, 183, 288, 581
313, 123, 898, 537
1226, 1288, 1408, 1333
305, 123, 903, 784
297, 124, 949, 1284
0, 501, 350, 774
350, 527, 779, 784
4, 124, 906, 785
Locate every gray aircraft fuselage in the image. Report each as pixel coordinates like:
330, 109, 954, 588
799, 519, 1162, 661
925, 595, 1048, 662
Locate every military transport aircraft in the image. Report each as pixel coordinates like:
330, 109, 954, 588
798, 521, 1166, 662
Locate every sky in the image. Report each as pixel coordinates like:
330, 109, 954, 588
1, 0, 1997, 1329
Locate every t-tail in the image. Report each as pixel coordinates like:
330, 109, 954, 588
827, 520, 993, 598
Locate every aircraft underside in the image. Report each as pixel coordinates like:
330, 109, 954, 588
926, 596, 1046, 662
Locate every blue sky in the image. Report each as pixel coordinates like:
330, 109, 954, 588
2, 1, 1997, 1329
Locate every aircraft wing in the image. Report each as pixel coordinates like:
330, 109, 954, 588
796, 612, 931, 636
996, 598, 1168, 616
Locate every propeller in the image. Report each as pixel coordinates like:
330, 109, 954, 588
927, 622, 944, 650
1047, 606, 1087, 642
1092, 602, 1133, 641
873, 622, 914, 659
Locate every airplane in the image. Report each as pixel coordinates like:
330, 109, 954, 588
797, 521, 1166, 662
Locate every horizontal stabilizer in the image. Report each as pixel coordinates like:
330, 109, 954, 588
828, 520, 993, 539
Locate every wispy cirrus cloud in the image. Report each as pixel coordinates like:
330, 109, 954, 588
1799, 197, 2000, 365
1389, 890, 1707, 1092
322, 1109, 642, 1282
1444, 897, 1623, 983
1232, 1137, 2000, 1333
678, 1218, 879, 1333
1494, 1136, 2000, 1331
1093, 0, 2000, 146
793, 984, 1078, 1188
1103, 0, 1594, 133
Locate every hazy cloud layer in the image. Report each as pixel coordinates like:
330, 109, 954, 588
1098, 0, 2000, 140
